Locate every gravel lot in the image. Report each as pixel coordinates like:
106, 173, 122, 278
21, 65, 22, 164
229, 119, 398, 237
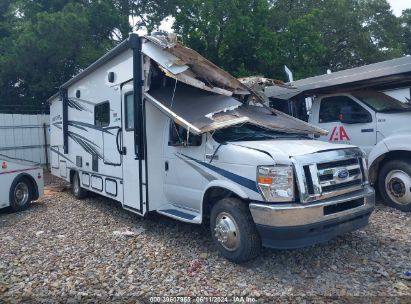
1, 173, 410, 302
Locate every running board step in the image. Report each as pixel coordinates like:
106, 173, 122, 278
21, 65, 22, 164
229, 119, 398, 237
157, 205, 201, 224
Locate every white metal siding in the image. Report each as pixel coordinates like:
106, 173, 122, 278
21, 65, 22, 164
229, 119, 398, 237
0, 113, 50, 165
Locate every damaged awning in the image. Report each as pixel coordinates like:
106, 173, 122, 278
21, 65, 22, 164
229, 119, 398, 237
145, 82, 326, 135
141, 34, 327, 136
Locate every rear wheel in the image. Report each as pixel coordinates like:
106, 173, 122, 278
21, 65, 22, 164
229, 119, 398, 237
9, 177, 32, 212
378, 159, 411, 212
210, 197, 261, 263
72, 172, 88, 199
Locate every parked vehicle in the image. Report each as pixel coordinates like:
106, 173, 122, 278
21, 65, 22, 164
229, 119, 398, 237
309, 91, 411, 212
268, 90, 411, 212
0, 156, 44, 211
49, 34, 374, 262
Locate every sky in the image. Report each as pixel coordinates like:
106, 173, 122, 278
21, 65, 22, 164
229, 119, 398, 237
387, 0, 411, 16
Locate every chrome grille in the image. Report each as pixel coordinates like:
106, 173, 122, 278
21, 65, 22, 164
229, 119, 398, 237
292, 149, 367, 203
316, 158, 363, 193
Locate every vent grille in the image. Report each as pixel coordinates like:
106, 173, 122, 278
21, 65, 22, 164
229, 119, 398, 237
317, 158, 359, 170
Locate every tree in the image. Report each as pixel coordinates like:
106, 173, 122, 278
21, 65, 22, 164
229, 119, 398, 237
402, 9, 411, 55
172, 0, 278, 77
0, 0, 172, 111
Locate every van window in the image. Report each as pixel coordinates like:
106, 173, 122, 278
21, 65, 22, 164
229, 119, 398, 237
169, 121, 202, 146
125, 94, 134, 130
95, 102, 110, 127
319, 96, 369, 123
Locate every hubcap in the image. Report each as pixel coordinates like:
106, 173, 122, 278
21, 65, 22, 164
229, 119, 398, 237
214, 212, 240, 251
14, 182, 29, 206
385, 170, 411, 206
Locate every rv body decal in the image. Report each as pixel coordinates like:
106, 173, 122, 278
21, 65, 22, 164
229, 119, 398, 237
179, 153, 259, 193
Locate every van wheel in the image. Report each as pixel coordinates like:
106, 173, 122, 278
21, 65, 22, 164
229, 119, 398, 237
9, 177, 32, 212
378, 160, 411, 212
210, 198, 261, 263
72, 172, 88, 199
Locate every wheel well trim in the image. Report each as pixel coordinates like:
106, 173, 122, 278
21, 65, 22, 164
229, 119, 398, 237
202, 180, 249, 202
369, 148, 411, 184
201, 180, 250, 222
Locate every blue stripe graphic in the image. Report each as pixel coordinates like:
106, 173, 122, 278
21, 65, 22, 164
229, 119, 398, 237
180, 154, 259, 193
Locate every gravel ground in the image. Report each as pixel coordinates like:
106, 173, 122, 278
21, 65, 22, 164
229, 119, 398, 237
0, 173, 410, 303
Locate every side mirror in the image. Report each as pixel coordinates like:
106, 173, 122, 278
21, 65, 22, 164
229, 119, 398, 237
339, 106, 372, 124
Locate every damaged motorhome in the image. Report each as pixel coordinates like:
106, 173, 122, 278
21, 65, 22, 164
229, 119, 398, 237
49, 33, 374, 262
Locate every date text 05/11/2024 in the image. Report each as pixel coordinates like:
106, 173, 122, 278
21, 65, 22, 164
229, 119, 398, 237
149, 296, 257, 303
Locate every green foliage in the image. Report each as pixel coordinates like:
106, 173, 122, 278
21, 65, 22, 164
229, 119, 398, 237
173, 0, 406, 81
402, 9, 411, 55
0, 0, 408, 111
0, 0, 169, 111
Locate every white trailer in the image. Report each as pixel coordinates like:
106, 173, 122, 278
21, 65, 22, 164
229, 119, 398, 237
49, 34, 374, 262
0, 156, 44, 211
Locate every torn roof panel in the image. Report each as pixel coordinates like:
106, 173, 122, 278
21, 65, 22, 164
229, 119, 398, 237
145, 81, 327, 136
143, 35, 251, 96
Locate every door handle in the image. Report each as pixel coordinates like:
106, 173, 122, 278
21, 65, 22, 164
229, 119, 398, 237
165, 161, 169, 171
361, 128, 374, 133
116, 128, 126, 155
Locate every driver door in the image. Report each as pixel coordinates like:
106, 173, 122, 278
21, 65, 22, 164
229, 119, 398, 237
163, 120, 206, 212
317, 95, 376, 156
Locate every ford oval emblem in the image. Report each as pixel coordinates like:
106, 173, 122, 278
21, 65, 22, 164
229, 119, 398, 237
335, 168, 349, 180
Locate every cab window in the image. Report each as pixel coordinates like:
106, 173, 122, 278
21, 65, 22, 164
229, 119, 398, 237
169, 121, 202, 146
319, 96, 369, 123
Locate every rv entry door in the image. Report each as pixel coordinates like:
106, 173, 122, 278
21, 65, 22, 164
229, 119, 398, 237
121, 85, 146, 214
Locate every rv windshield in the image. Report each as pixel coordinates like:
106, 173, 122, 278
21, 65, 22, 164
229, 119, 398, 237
353, 91, 411, 113
212, 123, 310, 143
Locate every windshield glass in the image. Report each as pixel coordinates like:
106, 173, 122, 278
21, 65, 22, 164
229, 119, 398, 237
212, 123, 310, 143
353, 91, 411, 113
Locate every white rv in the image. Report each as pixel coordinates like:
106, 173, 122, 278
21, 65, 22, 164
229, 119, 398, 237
49, 34, 374, 262
0, 156, 44, 211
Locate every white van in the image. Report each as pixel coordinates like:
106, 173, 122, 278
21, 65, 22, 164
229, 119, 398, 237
49, 34, 374, 262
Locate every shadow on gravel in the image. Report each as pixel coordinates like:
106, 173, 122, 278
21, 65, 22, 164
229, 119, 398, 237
0, 200, 48, 228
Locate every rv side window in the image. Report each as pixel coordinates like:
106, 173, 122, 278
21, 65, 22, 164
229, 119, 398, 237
169, 121, 202, 146
95, 102, 110, 127
125, 94, 134, 130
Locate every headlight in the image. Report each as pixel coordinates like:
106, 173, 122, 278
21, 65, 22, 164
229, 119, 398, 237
257, 165, 294, 202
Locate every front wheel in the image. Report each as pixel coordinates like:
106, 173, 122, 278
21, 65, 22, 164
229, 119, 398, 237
72, 172, 88, 199
210, 198, 261, 263
378, 159, 411, 212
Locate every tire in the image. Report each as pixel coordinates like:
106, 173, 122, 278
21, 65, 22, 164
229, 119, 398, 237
210, 197, 261, 263
9, 177, 32, 212
378, 159, 411, 212
72, 172, 88, 199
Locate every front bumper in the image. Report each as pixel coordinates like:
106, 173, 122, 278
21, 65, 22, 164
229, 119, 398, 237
249, 186, 375, 249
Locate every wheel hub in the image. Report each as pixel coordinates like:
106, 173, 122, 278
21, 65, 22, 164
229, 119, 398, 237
214, 212, 240, 251
388, 178, 405, 198
385, 170, 411, 205
14, 182, 29, 206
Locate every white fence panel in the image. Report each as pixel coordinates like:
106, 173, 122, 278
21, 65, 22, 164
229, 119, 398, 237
0, 113, 50, 166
